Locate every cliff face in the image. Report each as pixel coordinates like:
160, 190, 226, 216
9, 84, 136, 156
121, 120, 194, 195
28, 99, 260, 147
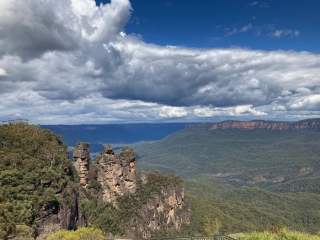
72, 144, 190, 238
37, 189, 86, 235
131, 173, 189, 238
188, 119, 320, 131
94, 144, 136, 203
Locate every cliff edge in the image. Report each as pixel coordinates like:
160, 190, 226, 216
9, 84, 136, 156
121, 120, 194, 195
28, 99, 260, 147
187, 118, 320, 131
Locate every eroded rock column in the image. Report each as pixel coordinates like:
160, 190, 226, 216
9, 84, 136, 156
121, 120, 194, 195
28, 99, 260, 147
73, 143, 91, 186
95, 145, 137, 202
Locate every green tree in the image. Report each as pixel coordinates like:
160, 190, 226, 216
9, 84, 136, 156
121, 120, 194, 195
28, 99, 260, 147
0, 204, 16, 240
46, 227, 104, 240
203, 216, 222, 235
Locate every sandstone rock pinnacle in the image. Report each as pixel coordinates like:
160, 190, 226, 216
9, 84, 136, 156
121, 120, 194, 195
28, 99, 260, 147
73, 142, 91, 186
95, 145, 137, 202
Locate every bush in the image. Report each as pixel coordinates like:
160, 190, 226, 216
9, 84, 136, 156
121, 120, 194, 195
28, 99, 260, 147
46, 227, 104, 240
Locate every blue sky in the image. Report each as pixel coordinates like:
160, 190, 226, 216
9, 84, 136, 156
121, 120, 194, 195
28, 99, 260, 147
0, 0, 319, 124
116, 0, 319, 52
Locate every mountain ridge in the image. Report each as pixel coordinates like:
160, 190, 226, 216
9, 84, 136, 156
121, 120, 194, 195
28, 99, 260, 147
187, 118, 320, 131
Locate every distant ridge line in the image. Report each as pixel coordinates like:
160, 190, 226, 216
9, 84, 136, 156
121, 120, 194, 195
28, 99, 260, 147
187, 118, 320, 130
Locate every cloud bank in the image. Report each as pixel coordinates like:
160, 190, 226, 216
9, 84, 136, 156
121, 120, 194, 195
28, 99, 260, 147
0, 0, 319, 123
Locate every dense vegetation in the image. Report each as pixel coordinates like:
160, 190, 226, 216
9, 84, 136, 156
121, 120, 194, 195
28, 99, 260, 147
132, 127, 320, 234
0, 120, 79, 239
232, 226, 320, 240
134, 128, 320, 192
182, 187, 320, 234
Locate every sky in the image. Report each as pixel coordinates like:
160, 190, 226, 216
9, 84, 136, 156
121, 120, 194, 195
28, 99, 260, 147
0, 0, 319, 124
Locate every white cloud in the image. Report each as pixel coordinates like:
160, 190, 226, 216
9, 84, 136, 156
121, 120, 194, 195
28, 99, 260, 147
240, 24, 252, 32
194, 105, 267, 118
271, 29, 300, 38
224, 24, 253, 37
249, 1, 258, 6
159, 106, 188, 118
248, 1, 269, 8
289, 95, 320, 110
0, 0, 319, 124
0, 68, 6, 75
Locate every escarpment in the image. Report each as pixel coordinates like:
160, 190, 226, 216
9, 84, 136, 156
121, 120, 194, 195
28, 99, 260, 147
187, 118, 320, 131
72, 143, 190, 238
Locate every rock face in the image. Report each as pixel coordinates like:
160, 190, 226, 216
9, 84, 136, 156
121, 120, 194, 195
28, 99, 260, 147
73, 143, 93, 186
130, 172, 190, 238
37, 163, 87, 236
37, 190, 86, 235
73, 144, 190, 238
187, 118, 320, 131
94, 145, 137, 202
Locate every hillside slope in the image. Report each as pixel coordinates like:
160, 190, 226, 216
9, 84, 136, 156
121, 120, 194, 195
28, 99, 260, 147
132, 119, 320, 234
134, 119, 320, 193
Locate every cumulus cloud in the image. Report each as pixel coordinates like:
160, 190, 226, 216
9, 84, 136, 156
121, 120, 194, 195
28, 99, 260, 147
0, 0, 319, 123
159, 106, 187, 118
288, 95, 320, 110
194, 105, 267, 117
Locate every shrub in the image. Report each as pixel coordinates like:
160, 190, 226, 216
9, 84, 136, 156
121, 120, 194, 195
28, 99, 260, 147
46, 227, 104, 240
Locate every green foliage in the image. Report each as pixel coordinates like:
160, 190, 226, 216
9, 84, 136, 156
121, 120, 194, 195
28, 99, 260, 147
233, 227, 320, 240
46, 227, 104, 240
266, 222, 286, 234
86, 167, 101, 191
15, 224, 34, 239
0, 204, 16, 240
181, 179, 320, 234
134, 128, 320, 193
0, 121, 79, 238
79, 198, 124, 236
118, 146, 135, 157
203, 216, 222, 235
133, 127, 320, 235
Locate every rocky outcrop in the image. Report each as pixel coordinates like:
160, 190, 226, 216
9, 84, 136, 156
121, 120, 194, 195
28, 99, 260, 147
94, 145, 136, 202
127, 172, 190, 238
73, 143, 93, 186
187, 118, 320, 131
37, 190, 86, 235
73, 144, 137, 203
72, 144, 190, 238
